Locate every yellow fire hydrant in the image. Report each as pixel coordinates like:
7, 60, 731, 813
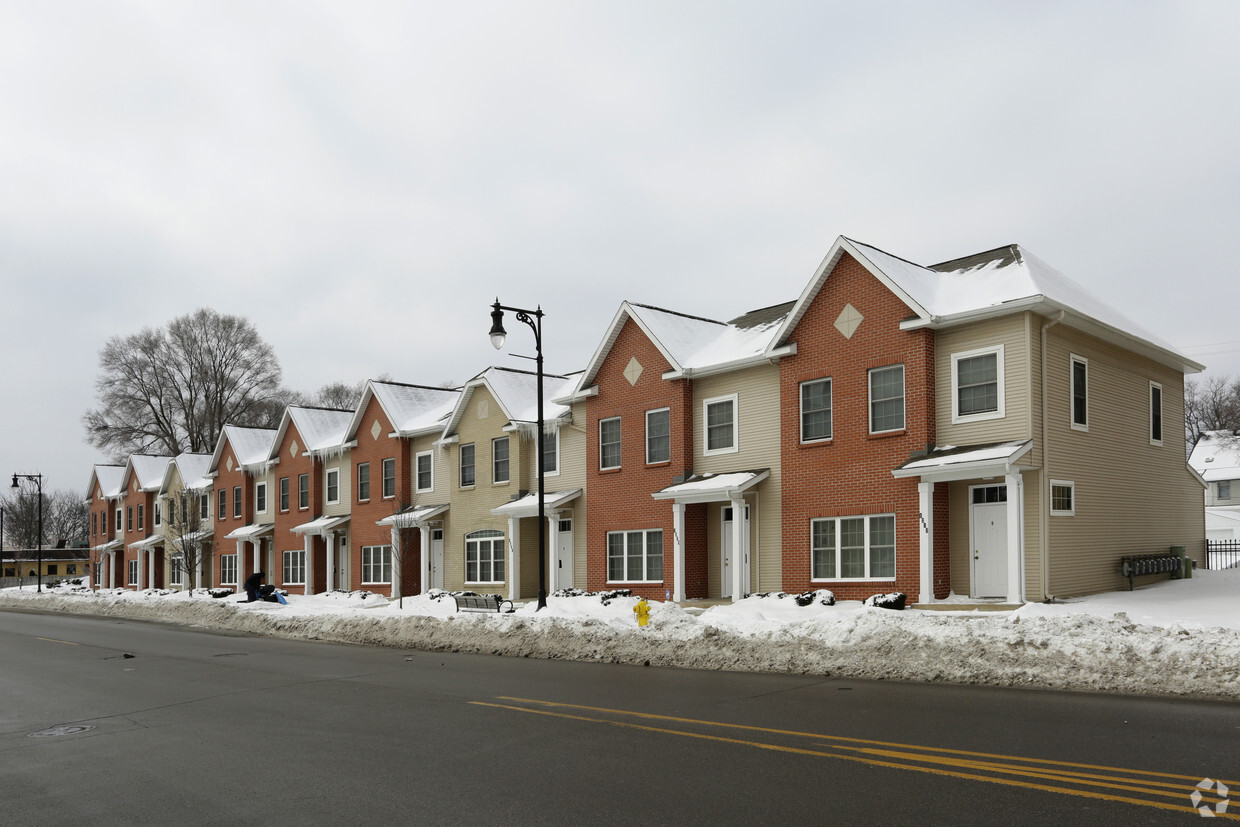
633, 597, 651, 627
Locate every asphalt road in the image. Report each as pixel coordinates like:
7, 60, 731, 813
1, 607, 1237, 825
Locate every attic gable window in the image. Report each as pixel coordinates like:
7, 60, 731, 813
951, 346, 1004, 423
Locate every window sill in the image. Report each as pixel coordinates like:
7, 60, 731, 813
811, 577, 896, 583
865, 429, 906, 441
800, 437, 833, 447
598, 467, 622, 474
607, 580, 664, 585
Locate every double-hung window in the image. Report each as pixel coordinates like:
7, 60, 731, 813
952, 346, 1003, 422
493, 438, 510, 484
459, 445, 475, 487
326, 469, 340, 504
154, 503, 161, 528
382, 458, 396, 498
200, 493, 210, 520
541, 429, 559, 476
465, 530, 504, 583
279, 477, 289, 511
607, 529, 663, 582
869, 365, 905, 433
126, 507, 133, 531
357, 463, 370, 501
221, 554, 238, 585
1050, 480, 1075, 516
218, 491, 226, 521
1219, 481, 1232, 501
233, 486, 242, 518
811, 515, 896, 580
600, 417, 621, 470
646, 408, 670, 464
137, 504, 144, 530
361, 545, 392, 584
1150, 381, 1163, 445
800, 379, 832, 442
415, 452, 433, 493
255, 482, 268, 514
298, 474, 309, 510
283, 549, 306, 585
704, 395, 738, 454
1070, 355, 1088, 430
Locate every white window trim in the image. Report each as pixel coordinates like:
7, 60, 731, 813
606, 528, 664, 584
799, 378, 832, 444
951, 345, 1005, 424
703, 393, 740, 456
1050, 479, 1075, 516
868, 364, 906, 434
361, 544, 393, 585
1218, 480, 1232, 501
221, 553, 238, 586
538, 428, 561, 478
1149, 381, 1164, 446
381, 457, 396, 499
809, 514, 897, 582
326, 468, 340, 505
356, 462, 370, 502
459, 443, 476, 488
492, 436, 510, 485
1070, 354, 1089, 432
298, 474, 309, 511
415, 451, 434, 493
599, 417, 622, 470
255, 481, 268, 514
283, 549, 306, 585
465, 530, 505, 584
154, 502, 162, 527
646, 407, 671, 464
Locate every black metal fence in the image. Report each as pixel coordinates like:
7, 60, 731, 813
1206, 540, 1240, 571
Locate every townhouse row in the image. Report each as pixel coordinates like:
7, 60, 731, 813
86, 236, 1208, 605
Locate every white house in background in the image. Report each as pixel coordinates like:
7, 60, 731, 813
1189, 430, 1240, 541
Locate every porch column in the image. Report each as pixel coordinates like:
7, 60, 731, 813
730, 497, 745, 602
234, 540, 246, 592
507, 516, 519, 601
254, 540, 262, 575
136, 549, 144, 591
326, 533, 336, 593
548, 514, 560, 593
419, 525, 431, 595
304, 534, 315, 595
109, 551, 116, 588
1005, 473, 1023, 603
195, 554, 203, 591
390, 525, 402, 599
148, 547, 157, 590
672, 501, 686, 602
918, 481, 935, 604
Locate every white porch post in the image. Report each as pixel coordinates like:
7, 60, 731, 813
234, 540, 245, 592
730, 497, 745, 602
548, 514, 560, 593
388, 526, 400, 599
108, 551, 115, 588
1005, 472, 1023, 603
918, 481, 935, 605
672, 501, 685, 602
507, 516, 520, 601
148, 547, 156, 590
136, 549, 144, 591
419, 525, 431, 595
195, 554, 203, 591
304, 534, 315, 595
326, 533, 336, 593
254, 540, 262, 575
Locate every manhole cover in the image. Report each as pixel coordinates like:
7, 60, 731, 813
28, 725, 95, 738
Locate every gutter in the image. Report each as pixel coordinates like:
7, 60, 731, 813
661, 344, 796, 381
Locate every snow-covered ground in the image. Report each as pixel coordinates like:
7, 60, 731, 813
4, 570, 1240, 701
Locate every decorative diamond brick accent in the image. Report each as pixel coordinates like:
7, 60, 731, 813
290, 439, 298, 458
834, 303, 863, 339
371, 419, 382, 441
624, 357, 643, 386
225, 457, 233, 473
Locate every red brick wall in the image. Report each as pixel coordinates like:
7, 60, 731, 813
585, 315, 708, 598
349, 395, 419, 595
213, 441, 259, 587
270, 424, 319, 594
120, 479, 159, 588
778, 252, 938, 600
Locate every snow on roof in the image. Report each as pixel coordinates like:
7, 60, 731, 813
896, 440, 1033, 472
221, 426, 277, 467
491, 489, 582, 518
286, 407, 354, 454
368, 382, 460, 434
126, 454, 173, 492
481, 367, 575, 424
1189, 430, 1240, 481
652, 470, 770, 501
627, 301, 793, 374
377, 503, 449, 527
89, 465, 125, 499
223, 523, 274, 541
170, 453, 213, 491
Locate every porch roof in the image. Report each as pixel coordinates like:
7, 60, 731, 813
377, 504, 449, 527
651, 469, 769, 504
127, 535, 163, 551
223, 523, 275, 541
91, 539, 124, 553
891, 440, 1033, 483
490, 489, 582, 518
291, 515, 350, 535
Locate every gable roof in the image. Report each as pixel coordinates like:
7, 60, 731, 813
161, 452, 213, 495
121, 454, 174, 494
345, 380, 461, 441
86, 464, 125, 501
269, 406, 354, 459
769, 236, 1202, 374
442, 366, 576, 438
209, 425, 277, 476
573, 299, 794, 394
1189, 430, 1240, 481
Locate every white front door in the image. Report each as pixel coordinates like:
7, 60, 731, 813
971, 488, 1008, 598
335, 534, 348, 591
430, 529, 444, 590
721, 505, 750, 598
556, 518, 574, 590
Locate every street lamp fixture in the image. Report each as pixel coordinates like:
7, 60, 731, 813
11, 473, 44, 593
489, 299, 548, 611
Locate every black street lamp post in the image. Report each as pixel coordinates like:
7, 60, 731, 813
11, 473, 44, 592
489, 299, 548, 611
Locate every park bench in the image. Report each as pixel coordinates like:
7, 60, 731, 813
453, 593, 515, 614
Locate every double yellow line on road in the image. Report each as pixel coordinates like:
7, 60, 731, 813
473, 696, 1236, 819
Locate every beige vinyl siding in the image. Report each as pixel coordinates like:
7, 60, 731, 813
692, 364, 783, 593
561, 402, 589, 589
936, 315, 1032, 448
253, 467, 276, 525
946, 474, 1042, 599
1041, 325, 1205, 597
322, 453, 351, 517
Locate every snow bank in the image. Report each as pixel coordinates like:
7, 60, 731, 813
4, 571, 1240, 700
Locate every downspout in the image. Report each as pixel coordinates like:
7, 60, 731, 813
1039, 310, 1065, 601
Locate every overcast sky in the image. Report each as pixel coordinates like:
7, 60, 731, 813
3, 1, 1238, 495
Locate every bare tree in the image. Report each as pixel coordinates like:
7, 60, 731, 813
83, 309, 284, 459
1185, 374, 1240, 449
388, 500, 413, 606
2, 484, 44, 549
164, 486, 209, 592
43, 490, 88, 548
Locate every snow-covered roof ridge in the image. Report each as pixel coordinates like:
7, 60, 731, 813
354, 380, 462, 437
87, 464, 125, 500
215, 425, 278, 470
285, 406, 355, 455
442, 366, 576, 439
770, 235, 1202, 374
163, 452, 213, 494
1190, 430, 1240, 480
124, 454, 174, 493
